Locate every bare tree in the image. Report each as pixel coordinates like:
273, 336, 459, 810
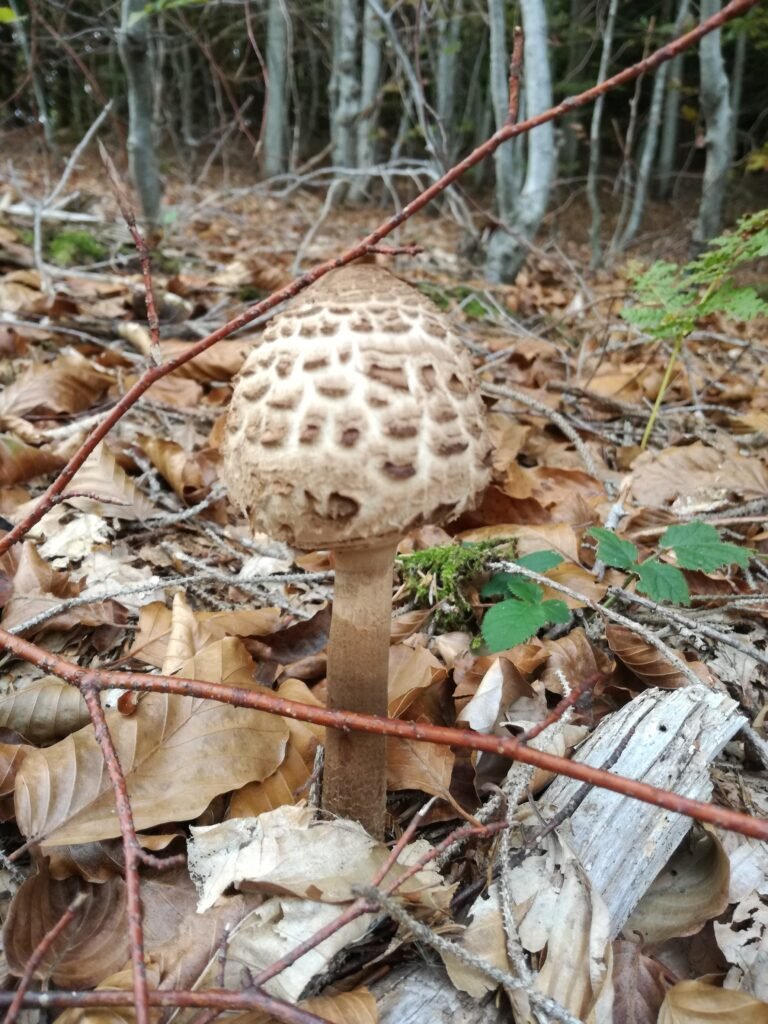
118, 0, 162, 230
695, 0, 734, 243
485, 0, 555, 282
263, 0, 290, 175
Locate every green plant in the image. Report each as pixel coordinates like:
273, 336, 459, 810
589, 521, 751, 605
48, 230, 106, 267
397, 540, 511, 632
480, 551, 570, 652
622, 209, 768, 448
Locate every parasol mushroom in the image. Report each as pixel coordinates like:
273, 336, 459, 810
223, 263, 491, 837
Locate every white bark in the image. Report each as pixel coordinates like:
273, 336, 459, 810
263, 0, 289, 176
485, 0, 555, 283
486, 0, 518, 223
695, 0, 734, 244
615, 0, 691, 253
348, 0, 383, 201
118, 0, 162, 230
435, 0, 464, 164
329, 0, 360, 174
586, 0, 620, 269
656, 51, 685, 199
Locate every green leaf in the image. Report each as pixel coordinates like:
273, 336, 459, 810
635, 559, 690, 605
0, 7, 18, 22
515, 550, 564, 573
588, 528, 639, 571
660, 521, 751, 571
481, 596, 569, 652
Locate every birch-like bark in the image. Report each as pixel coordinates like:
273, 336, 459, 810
329, 0, 360, 181
118, 0, 162, 230
656, 51, 685, 199
586, 0, 619, 268
695, 0, 734, 244
435, 0, 463, 164
262, 0, 289, 176
348, 0, 383, 202
616, 0, 691, 253
485, 0, 555, 283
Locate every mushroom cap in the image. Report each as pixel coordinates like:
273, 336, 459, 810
223, 264, 491, 550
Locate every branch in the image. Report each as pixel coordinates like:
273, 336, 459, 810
2, 627, 766, 841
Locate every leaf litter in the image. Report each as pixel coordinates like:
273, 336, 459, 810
0, 177, 767, 1022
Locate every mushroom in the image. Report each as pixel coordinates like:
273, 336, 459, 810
223, 264, 491, 837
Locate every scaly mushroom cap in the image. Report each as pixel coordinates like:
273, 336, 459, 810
223, 264, 491, 549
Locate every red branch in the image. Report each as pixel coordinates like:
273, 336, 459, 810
0, 0, 758, 559
3, 628, 766, 841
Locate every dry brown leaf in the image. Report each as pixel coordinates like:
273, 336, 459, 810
442, 884, 508, 997
230, 679, 323, 818
625, 829, 731, 944
658, 980, 768, 1023
459, 522, 582, 562
0, 674, 89, 743
129, 599, 281, 668
4, 861, 129, 987
606, 625, 705, 689
0, 351, 112, 419
627, 441, 768, 509
0, 434, 64, 486
612, 939, 668, 1024
539, 627, 615, 693
139, 435, 211, 503
15, 689, 288, 847
388, 644, 447, 719
387, 737, 455, 800
0, 541, 82, 634
64, 442, 156, 520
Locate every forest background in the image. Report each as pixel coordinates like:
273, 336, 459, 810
2, 2, 768, 1024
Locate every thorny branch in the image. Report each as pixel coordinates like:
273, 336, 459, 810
0, 1, 763, 1019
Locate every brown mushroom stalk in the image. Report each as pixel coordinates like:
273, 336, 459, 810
223, 264, 491, 838
322, 540, 397, 837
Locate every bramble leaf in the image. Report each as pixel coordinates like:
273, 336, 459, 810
635, 559, 690, 605
588, 528, 639, 571
660, 521, 751, 571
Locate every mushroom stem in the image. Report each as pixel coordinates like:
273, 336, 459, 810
322, 538, 398, 838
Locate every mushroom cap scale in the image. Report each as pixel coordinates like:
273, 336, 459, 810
223, 265, 491, 550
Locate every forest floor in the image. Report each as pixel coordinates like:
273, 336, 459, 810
1, 152, 768, 1023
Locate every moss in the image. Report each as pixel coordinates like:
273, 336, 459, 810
396, 538, 515, 632
48, 230, 106, 267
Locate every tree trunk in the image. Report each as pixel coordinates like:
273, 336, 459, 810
615, 0, 691, 253
329, 0, 360, 190
348, 0, 383, 202
435, 0, 463, 165
656, 50, 685, 199
10, 0, 56, 155
561, 0, 593, 171
117, 0, 162, 231
586, 0, 619, 268
485, 0, 555, 283
262, 0, 289, 176
694, 0, 733, 245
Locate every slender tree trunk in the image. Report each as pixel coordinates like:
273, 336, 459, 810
586, 0, 619, 268
656, 50, 685, 199
435, 0, 463, 165
485, 0, 555, 283
694, 0, 733, 244
615, 0, 691, 253
486, 0, 518, 225
118, 0, 162, 231
262, 0, 289, 176
348, 0, 383, 201
10, 0, 56, 155
329, 0, 360, 188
